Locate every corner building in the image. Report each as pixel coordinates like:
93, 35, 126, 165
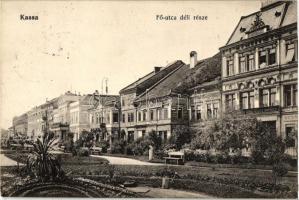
220, 1, 297, 157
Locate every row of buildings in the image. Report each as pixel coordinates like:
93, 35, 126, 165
11, 1, 297, 156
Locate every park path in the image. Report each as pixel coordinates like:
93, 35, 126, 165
128, 186, 213, 198
0, 153, 22, 166
91, 155, 162, 166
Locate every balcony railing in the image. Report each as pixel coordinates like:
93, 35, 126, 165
241, 105, 280, 114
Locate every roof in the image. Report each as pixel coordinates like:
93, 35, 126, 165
173, 53, 221, 94
119, 60, 185, 95
135, 62, 188, 101
226, 1, 296, 46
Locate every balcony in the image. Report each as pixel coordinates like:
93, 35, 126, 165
241, 105, 280, 114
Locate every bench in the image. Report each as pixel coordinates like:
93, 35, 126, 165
164, 151, 185, 165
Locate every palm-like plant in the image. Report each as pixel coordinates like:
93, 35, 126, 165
26, 132, 64, 182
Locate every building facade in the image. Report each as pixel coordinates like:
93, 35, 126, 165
119, 60, 185, 142
69, 94, 94, 141
220, 1, 297, 157
12, 113, 28, 137
189, 78, 222, 132
88, 92, 120, 142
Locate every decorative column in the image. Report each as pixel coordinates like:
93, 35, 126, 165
255, 48, 259, 70
275, 85, 280, 106
276, 39, 280, 65
222, 56, 227, 78
280, 39, 286, 65
235, 92, 240, 110
234, 52, 239, 75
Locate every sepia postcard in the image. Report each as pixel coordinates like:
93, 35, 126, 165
0, 0, 298, 198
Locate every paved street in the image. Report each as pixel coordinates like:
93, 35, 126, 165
0, 153, 22, 167
91, 155, 162, 166
128, 186, 212, 198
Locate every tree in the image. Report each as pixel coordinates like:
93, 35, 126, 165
171, 126, 193, 150
26, 131, 64, 181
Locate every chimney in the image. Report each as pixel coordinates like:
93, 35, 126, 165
154, 67, 162, 73
190, 51, 197, 68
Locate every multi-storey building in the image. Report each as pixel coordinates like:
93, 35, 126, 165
133, 63, 190, 142
220, 1, 297, 157
69, 94, 94, 141
88, 92, 120, 142
50, 91, 80, 141
12, 113, 28, 137
27, 98, 57, 140
119, 60, 185, 142
189, 78, 222, 132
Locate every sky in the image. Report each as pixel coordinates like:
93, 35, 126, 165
0, 1, 261, 129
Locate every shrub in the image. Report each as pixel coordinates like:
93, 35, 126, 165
96, 140, 109, 153
111, 139, 126, 154
272, 162, 288, 185
78, 147, 89, 157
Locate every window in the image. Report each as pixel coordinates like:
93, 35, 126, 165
285, 126, 296, 147
150, 110, 154, 120
113, 113, 118, 123
249, 91, 254, 108
225, 94, 236, 110
268, 48, 276, 65
260, 88, 276, 107
138, 112, 141, 121
259, 50, 267, 68
122, 99, 125, 106
207, 104, 212, 119
191, 106, 195, 120
284, 84, 297, 107
286, 43, 295, 63
177, 107, 183, 119
261, 89, 269, 107
196, 105, 201, 120
270, 88, 276, 106
158, 108, 163, 120
143, 110, 147, 121
227, 58, 234, 76
213, 103, 218, 118
239, 55, 246, 73
164, 108, 168, 119
247, 54, 255, 71
241, 92, 249, 109
122, 114, 125, 123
